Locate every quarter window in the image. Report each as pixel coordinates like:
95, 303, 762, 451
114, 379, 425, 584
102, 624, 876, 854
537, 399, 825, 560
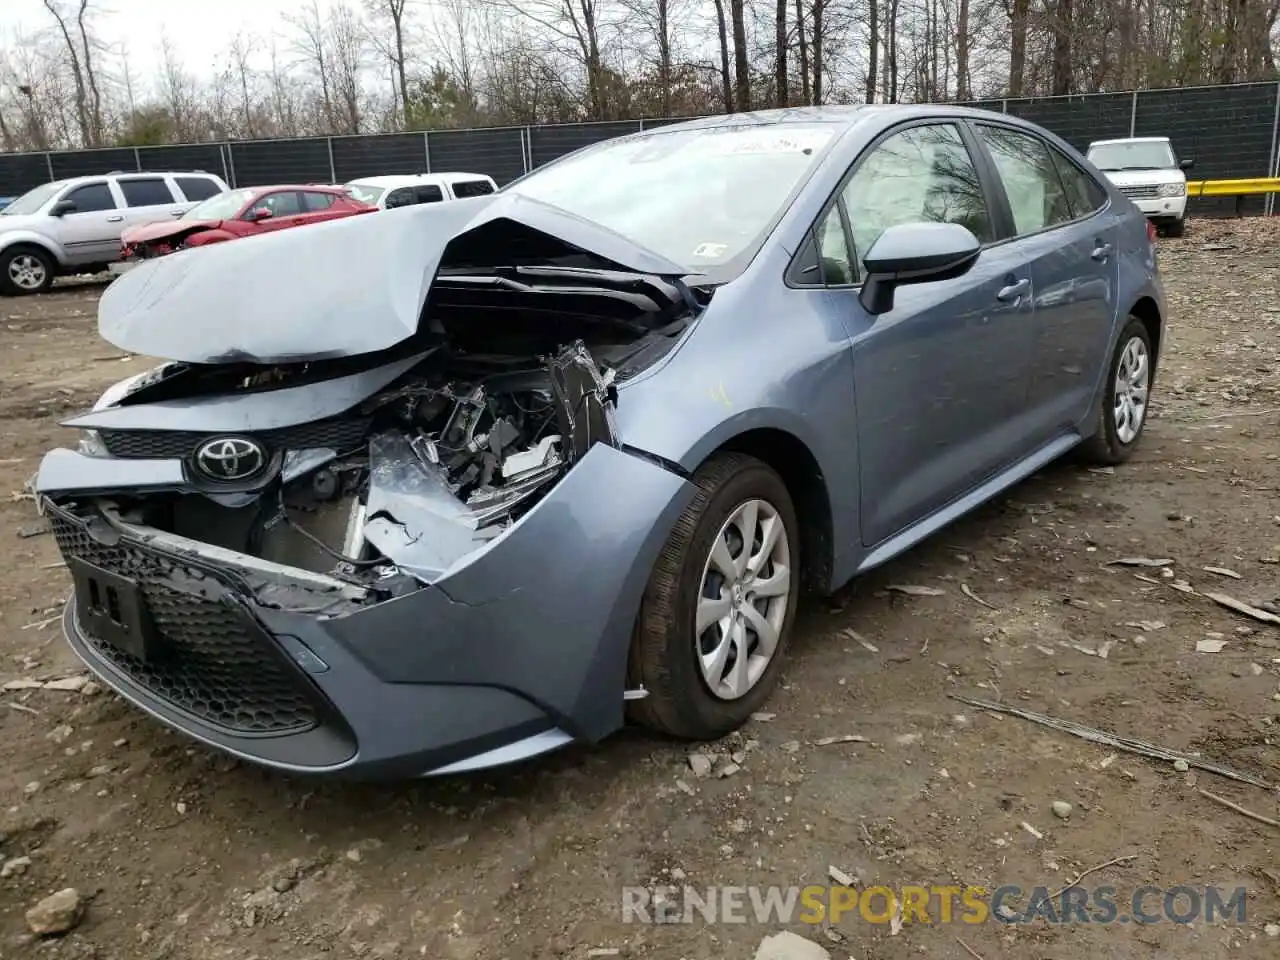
63, 183, 117, 213
976, 126, 1075, 235
302, 191, 337, 211
841, 123, 993, 270
119, 178, 176, 207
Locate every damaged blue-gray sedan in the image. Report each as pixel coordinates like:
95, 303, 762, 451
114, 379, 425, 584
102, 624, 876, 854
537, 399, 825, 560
33, 105, 1165, 778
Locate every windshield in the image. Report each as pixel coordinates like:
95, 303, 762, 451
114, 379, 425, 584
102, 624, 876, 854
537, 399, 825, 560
1087, 141, 1176, 171
184, 188, 253, 221
345, 183, 386, 205
1, 182, 62, 216
505, 123, 837, 275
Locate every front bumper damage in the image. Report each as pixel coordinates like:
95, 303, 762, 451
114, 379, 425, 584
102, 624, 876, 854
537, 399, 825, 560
41, 440, 692, 778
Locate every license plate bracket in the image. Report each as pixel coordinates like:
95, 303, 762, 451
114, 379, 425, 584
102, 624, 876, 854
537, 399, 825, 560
68, 556, 161, 661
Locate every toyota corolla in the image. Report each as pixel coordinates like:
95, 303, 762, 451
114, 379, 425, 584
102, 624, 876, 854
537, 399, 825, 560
33, 105, 1164, 778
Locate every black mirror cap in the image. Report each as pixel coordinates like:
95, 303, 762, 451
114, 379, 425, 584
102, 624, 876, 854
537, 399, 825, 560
1179, 159, 1195, 170
858, 222, 981, 315
50, 200, 76, 217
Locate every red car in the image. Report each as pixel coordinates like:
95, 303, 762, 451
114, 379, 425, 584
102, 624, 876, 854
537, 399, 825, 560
120, 185, 374, 259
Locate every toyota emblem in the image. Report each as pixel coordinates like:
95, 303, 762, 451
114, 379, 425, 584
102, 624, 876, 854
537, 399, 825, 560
194, 437, 267, 481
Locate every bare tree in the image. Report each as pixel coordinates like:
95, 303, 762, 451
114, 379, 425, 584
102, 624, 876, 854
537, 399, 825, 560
288, 0, 336, 130
366, 0, 411, 122
329, 3, 368, 132
40, 0, 104, 146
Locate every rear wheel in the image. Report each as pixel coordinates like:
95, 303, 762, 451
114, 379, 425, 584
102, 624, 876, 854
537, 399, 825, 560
627, 453, 799, 740
1080, 316, 1153, 465
1, 245, 55, 295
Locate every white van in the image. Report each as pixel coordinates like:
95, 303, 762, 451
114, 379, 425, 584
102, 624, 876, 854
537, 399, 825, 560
343, 173, 498, 210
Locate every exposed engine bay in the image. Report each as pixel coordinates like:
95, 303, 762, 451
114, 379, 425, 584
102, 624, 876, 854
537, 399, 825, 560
43, 256, 705, 610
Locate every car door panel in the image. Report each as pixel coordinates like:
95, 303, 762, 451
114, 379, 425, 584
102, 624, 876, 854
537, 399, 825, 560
53, 182, 121, 264
846, 245, 1036, 546
811, 120, 1038, 548
973, 123, 1121, 444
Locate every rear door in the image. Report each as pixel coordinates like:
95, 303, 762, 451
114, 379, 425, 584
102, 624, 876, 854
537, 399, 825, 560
971, 123, 1120, 440
249, 191, 306, 233
116, 177, 184, 233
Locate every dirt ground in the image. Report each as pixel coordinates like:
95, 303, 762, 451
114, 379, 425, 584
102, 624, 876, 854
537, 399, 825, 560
1, 220, 1279, 960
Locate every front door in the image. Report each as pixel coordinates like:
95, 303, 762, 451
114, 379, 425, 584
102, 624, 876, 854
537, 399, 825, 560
50, 181, 121, 265
815, 121, 1039, 547
971, 123, 1121, 441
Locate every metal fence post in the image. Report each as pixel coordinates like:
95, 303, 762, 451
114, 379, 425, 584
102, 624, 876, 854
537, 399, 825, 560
1000, 99, 1008, 113
1267, 81, 1280, 215
1129, 91, 1138, 137
638, 118, 646, 132
326, 137, 337, 183
423, 131, 431, 173
133, 146, 142, 171
224, 143, 238, 188
523, 126, 533, 174
45, 152, 55, 183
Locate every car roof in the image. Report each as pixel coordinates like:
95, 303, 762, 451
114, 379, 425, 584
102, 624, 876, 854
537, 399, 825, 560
345, 172, 494, 187
46, 171, 224, 189
1088, 136, 1171, 146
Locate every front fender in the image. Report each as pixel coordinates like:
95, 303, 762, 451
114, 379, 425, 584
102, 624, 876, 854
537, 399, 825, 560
184, 229, 235, 247
0, 230, 65, 264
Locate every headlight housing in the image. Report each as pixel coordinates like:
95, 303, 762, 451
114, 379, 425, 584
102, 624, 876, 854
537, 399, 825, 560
1157, 182, 1185, 198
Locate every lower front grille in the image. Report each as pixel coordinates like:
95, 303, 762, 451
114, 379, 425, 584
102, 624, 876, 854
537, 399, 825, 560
49, 506, 322, 736
1119, 184, 1159, 200
99, 416, 371, 460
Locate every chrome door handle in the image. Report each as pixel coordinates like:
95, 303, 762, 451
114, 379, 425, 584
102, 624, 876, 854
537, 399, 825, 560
1091, 243, 1113, 261
997, 278, 1030, 301
171, 210, 184, 217
106, 215, 123, 223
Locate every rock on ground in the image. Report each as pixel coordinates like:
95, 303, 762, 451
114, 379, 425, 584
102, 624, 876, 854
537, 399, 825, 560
752, 930, 831, 960
26, 887, 85, 936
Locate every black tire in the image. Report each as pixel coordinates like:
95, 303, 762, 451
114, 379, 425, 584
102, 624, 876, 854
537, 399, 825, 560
626, 452, 800, 740
1165, 218, 1185, 238
1080, 316, 1154, 465
0, 245, 55, 296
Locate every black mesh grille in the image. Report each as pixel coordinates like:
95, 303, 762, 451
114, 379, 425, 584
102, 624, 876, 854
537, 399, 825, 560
98, 417, 371, 460
50, 507, 322, 736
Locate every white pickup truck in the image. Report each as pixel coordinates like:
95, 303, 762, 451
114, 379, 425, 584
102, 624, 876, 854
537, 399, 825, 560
1085, 136, 1194, 237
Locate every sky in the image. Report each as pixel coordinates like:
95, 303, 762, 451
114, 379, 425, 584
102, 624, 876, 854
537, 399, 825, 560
6, 0, 311, 81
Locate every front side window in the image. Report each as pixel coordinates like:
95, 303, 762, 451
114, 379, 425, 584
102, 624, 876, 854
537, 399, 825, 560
452, 179, 495, 198
507, 122, 837, 276
977, 126, 1074, 236
841, 123, 993, 264
63, 183, 117, 213
415, 185, 444, 204
385, 187, 415, 209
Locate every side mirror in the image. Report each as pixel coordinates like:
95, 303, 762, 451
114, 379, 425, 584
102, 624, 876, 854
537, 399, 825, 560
1179, 159, 1195, 171
246, 207, 273, 222
859, 222, 982, 315
49, 200, 76, 217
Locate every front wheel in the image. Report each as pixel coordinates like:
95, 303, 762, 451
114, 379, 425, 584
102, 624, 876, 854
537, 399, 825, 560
627, 453, 800, 740
1, 246, 55, 295
1080, 316, 1154, 465
1165, 218, 1186, 238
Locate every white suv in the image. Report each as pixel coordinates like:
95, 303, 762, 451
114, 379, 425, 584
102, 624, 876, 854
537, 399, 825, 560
343, 172, 497, 210
1085, 137, 1193, 237
0, 171, 229, 295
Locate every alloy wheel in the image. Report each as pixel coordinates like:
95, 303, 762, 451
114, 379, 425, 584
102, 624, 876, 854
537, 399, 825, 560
695, 498, 792, 701
1113, 335, 1150, 445
7, 253, 48, 292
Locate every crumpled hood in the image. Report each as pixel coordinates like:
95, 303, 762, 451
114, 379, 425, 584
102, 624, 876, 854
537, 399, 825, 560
97, 193, 690, 366
122, 218, 216, 246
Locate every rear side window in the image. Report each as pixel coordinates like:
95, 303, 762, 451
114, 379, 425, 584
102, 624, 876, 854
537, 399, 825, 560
415, 185, 444, 203
63, 182, 117, 213
386, 185, 443, 208
1050, 152, 1108, 219
452, 179, 495, 198
119, 178, 176, 207
976, 126, 1074, 235
176, 177, 222, 202
302, 191, 337, 211
256, 192, 303, 217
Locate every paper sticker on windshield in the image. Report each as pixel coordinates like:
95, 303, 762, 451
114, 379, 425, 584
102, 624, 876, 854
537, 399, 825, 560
703, 130, 832, 156
692, 242, 729, 259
